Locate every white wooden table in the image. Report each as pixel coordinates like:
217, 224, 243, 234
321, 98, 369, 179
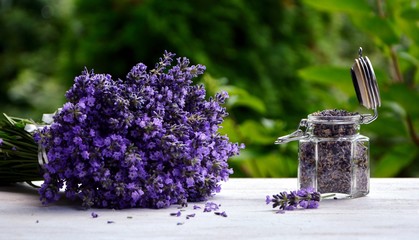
1, 178, 419, 240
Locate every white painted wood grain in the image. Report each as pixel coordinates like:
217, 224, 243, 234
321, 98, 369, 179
1, 178, 418, 240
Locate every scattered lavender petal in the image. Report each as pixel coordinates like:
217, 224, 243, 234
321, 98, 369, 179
170, 211, 181, 217
203, 201, 219, 212
265, 195, 272, 205
214, 211, 227, 217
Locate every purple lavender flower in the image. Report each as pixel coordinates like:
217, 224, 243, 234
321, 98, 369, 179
203, 201, 220, 212
307, 200, 319, 209
299, 200, 308, 209
265, 195, 272, 205
266, 188, 321, 211
36, 51, 244, 209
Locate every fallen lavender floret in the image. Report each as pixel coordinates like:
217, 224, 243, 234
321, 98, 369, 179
266, 188, 321, 211
214, 211, 227, 217
203, 201, 220, 212
170, 211, 182, 217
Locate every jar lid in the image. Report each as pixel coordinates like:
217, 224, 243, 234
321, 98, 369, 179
275, 48, 381, 144
351, 47, 381, 110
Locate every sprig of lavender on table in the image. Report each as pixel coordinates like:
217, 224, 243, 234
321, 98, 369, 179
265, 188, 321, 212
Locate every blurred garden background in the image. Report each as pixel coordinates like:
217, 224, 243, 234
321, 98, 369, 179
1, 0, 418, 177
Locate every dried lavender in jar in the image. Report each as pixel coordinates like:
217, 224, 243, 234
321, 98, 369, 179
298, 109, 369, 197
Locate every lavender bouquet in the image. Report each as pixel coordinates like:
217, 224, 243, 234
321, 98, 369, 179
0, 51, 243, 209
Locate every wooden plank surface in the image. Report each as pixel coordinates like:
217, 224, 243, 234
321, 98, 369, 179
1, 178, 419, 240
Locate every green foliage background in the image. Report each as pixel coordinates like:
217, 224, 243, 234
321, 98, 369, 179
1, 0, 418, 177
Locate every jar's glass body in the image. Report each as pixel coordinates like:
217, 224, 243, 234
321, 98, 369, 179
297, 115, 370, 198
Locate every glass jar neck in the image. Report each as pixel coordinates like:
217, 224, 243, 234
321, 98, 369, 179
307, 114, 361, 138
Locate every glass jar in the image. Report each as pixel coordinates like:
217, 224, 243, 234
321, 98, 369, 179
276, 110, 374, 198
299, 114, 369, 198
274, 48, 381, 198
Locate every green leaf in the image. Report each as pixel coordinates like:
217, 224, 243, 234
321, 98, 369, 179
298, 65, 349, 82
227, 94, 267, 114
381, 83, 419, 117
224, 86, 267, 114
302, 0, 372, 15
219, 118, 240, 142
400, 8, 419, 20
201, 74, 267, 114
373, 144, 418, 177
238, 120, 276, 145
351, 15, 399, 45
363, 103, 408, 139
230, 149, 298, 177
399, 52, 419, 68
298, 66, 354, 94
304, 0, 400, 45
